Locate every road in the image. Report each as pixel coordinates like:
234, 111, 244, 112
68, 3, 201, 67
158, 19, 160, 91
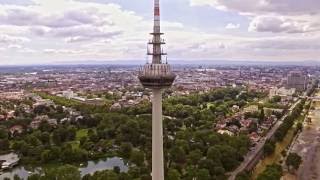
228, 99, 301, 180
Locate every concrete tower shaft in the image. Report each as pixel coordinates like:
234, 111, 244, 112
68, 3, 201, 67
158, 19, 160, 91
152, 88, 164, 180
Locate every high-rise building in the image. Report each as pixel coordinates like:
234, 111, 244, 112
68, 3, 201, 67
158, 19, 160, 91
286, 71, 307, 91
138, 0, 176, 179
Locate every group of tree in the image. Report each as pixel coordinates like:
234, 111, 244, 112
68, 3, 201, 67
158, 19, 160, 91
285, 153, 302, 173
0, 126, 10, 152
263, 140, 276, 156
256, 164, 282, 180
235, 171, 251, 180
275, 99, 305, 142
261, 100, 305, 161
0, 88, 267, 179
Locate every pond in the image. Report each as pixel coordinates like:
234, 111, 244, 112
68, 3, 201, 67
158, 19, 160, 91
0, 157, 128, 180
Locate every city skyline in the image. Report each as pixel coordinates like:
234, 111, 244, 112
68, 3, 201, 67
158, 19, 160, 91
0, 0, 320, 65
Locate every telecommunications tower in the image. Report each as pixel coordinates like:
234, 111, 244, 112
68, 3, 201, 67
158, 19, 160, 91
138, 0, 176, 179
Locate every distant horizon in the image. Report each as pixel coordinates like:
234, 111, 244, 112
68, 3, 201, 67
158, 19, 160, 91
0, 59, 319, 67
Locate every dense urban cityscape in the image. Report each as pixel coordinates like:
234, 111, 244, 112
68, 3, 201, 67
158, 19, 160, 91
0, 63, 319, 180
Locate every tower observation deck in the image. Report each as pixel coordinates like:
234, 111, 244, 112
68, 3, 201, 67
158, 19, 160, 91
138, 0, 176, 180
138, 0, 176, 89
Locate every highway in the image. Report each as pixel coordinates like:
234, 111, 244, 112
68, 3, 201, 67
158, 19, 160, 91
228, 99, 301, 180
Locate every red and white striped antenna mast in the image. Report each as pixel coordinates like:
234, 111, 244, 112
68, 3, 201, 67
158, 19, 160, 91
148, 0, 167, 64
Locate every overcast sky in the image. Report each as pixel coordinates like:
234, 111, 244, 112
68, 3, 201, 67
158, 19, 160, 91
0, 0, 319, 65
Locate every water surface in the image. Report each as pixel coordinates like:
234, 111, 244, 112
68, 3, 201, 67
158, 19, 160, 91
0, 157, 128, 179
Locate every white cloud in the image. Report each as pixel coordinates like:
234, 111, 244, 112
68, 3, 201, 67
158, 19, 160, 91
225, 23, 240, 29
190, 0, 320, 15
0, 0, 319, 64
0, 34, 29, 44
43, 48, 84, 55
18, 48, 37, 53
248, 16, 319, 33
0, 6, 110, 28
8, 44, 22, 49
49, 25, 122, 39
190, 0, 320, 34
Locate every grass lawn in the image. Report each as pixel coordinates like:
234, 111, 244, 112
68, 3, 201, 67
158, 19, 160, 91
69, 141, 80, 149
76, 129, 88, 141
206, 102, 215, 109
67, 129, 89, 149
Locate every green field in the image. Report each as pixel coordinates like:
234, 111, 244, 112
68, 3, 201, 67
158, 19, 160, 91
76, 129, 88, 140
